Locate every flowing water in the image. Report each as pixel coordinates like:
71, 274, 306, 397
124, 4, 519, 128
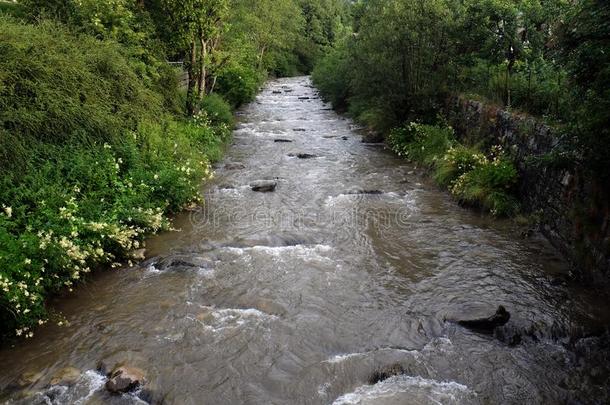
1, 77, 609, 404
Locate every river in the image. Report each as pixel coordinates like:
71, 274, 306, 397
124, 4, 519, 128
1, 76, 609, 404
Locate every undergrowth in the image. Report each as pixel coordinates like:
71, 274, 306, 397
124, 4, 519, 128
388, 123, 520, 217
0, 17, 233, 340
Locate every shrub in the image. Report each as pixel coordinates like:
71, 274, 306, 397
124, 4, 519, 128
312, 40, 351, 109
388, 122, 454, 166
0, 117, 225, 340
216, 62, 262, 108
199, 93, 235, 127
450, 150, 519, 216
388, 121, 520, 217
0, 18, 166, 169
434, 145, 487, 187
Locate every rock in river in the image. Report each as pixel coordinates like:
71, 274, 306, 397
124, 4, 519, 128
105, 366, 146, 394
457, 305, 511, 334
288, 153, 317, 159
50, 367, 81, 386
224, 162, 246, 170
368, 363, 405, 384
274, 139, 293, 143
250, 180, 277, 192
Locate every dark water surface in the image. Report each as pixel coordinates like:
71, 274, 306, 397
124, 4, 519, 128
1, 77, 609, 404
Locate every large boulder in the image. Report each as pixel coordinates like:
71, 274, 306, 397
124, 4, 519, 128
105, 366, 146, 394
250, 180, 277, 192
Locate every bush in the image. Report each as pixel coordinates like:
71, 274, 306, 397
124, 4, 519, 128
450, 150, 519, 216
312, 40, 351, 109
216, 62, 262, 108
434, 145, 487, 187
199, 93, 235, 128
388, 122, 454, 166
0, 18, 167, 169
0, 18, 230, 340
388, 122, 520, 217
0, 117, 226, 340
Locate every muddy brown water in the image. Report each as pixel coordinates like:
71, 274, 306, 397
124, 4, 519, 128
1, 77, 609, 404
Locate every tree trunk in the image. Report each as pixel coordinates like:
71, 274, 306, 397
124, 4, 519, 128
209, 75, 218, 94
258, 45, 266, 70
186, 40, 198, 116
197, 33, 207, 99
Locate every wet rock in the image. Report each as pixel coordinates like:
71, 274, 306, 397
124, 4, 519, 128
342, 136, 349, 140
293, 128, 307, 132
322, 135, 337, 139
457, 305, 511, 334
250, 180, 277, 192
217, 184, 235, 190
348, 190, 384, 195
15, 371, 43, 388
298, 96, 310, 100
283, 89, 293, 93
105, 366, 146, 394
224, 162, 246, 170
138, 387, 166, 404
274, 139, 293, 143
368, 364, 405, 384
288, 153, 317, 159
50, 367, 80, 386
272, 90, 282, 94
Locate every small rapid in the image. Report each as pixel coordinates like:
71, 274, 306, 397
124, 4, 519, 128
1, 77, 609, 404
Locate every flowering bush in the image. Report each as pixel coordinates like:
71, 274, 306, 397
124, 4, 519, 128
450, 146, 519, 216
434, 145, 487, 187
388, 122, 519, 217
0, 118, 225, 340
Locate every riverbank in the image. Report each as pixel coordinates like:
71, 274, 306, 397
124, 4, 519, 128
0, 17, 235, 341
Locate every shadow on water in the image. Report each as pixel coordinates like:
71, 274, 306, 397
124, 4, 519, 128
1, 77, 609, 404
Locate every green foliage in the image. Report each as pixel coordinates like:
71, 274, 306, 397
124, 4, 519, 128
216, 62, 262, 108
434, 145, 487, 187
450, 154, 519, 216
0, 1, 26, 18
0, 16, 231, 340
311, 39, 351, 109
199, 93, 235, 128
0, 18, 168, 168
0, 117, 225, 340
387, 123, 454, 166
388, 123, 519, 216
559, 0, 610, 178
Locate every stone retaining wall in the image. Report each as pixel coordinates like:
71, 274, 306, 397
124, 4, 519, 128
446, 96, 609, 279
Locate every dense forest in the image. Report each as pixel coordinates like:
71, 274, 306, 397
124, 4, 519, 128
314, 0, 610, 216
0, 0, 349, 340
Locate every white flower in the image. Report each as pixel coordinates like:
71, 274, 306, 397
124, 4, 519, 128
3, 205, 12, 218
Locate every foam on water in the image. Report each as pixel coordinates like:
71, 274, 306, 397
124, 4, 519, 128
332, 375, 475, 405
196, 307, 279, 333
223, 244, 333, 262
324, 348, 419, 364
